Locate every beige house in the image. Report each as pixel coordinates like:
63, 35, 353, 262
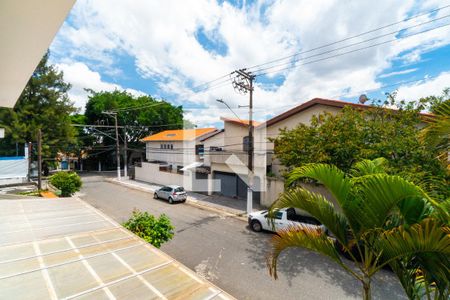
203, 98, 393, 206
135, 128, 218, 191
201, 118, 265, 202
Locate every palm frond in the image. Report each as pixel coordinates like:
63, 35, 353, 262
270, 187, 351, 246
351, 174, 433, 229
375, 219, 450, 264
375, 219, 450, 297
267, 225, 355, 280
420, 100, 450, 151
350, 157, 388, 177
286, 163, 351, 208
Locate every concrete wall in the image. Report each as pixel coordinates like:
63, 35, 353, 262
263, 104, 342, 151
135, 162, 211, 192
223, 122, 248, 151
135, 162, 184, 186
262, 177, 285, 207
145, 141, 197, 166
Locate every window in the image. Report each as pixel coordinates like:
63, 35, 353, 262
175, 187, 185, 192
170, 144, 173, 150
243, 136, 252, 152
160, 144, 163, 149
195, 144, 204, 155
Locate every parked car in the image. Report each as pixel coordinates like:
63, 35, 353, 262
248, 207, 326, 233
154, 185, 187, 204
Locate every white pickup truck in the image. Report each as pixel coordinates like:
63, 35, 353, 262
248, 207, 326, 233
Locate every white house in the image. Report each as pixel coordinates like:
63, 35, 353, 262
135, 128, 218, 192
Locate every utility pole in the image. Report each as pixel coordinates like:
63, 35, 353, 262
103, 111, 121, 180
27, 142, 32, 182
123, 127, 128, 178
37, 129, 42, 190
232, 69, 255, 214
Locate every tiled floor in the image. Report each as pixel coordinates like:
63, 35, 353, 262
0, 198, 233, 300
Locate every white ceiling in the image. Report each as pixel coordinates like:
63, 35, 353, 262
0, 0, 75, 108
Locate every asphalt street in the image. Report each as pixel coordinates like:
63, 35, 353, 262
79, 177, 406, 300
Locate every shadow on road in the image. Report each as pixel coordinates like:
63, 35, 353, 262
242, 226, 406, 299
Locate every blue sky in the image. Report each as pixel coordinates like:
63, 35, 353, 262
50, 0, 450, 126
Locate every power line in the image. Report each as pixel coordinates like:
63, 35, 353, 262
246, 4, 450, 72
253, 14, 450, 74
254, 22, 450, 77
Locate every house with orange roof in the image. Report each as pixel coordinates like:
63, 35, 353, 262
135, 128, 218, 191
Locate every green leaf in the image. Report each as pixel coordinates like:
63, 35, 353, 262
286, 163, 352, 209
271, 187, 350, 246
351, 174, 431, 229
267, 226, 351, 280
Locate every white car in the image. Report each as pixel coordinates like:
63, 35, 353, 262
248, 207, 326, 233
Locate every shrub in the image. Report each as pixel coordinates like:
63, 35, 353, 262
123, 209, 174, 248
49, 171, 82, 197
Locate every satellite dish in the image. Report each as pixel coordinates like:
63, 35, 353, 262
359, 94, 368, 104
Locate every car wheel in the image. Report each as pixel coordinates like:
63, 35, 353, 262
168, 197, 174, 204
251, 220, 262, 232
153, 192, 158, 199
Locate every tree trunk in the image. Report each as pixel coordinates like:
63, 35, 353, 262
363, 277, 371, 300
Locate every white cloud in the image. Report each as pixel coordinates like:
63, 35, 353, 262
50, 0, 450, 125
56, 62, 146, 110
396, 71, 450, 101
379, 68, 418, 78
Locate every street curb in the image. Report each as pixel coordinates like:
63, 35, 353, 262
104, 178, 248, 222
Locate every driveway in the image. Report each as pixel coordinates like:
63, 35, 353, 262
80, 177, 406, 300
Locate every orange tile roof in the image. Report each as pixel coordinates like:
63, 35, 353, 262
220, 117, 261, 127
141, 128, 217, 142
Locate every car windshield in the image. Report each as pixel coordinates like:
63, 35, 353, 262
175, 187, 184, 192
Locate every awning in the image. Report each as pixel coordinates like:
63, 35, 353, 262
180, 162, 204, 171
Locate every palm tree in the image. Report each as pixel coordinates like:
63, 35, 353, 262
420, 99, 449, 168
267, 159, 449, 299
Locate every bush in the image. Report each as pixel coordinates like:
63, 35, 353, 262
49, 171, 82, 197
123, 209, 174, 248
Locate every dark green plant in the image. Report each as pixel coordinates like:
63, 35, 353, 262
49, 171, 82, 197
123, 209, 174, 248
267, 159, 449, 300
271, 99, 449, 199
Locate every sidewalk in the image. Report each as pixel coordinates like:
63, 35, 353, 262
106, 178, 250, 220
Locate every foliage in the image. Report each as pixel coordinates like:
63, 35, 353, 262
420, 99, 450, 168
123, 209, 174, 248
267, 160, 450, 300
77, 90, 187, 165
271, 98, 449, 199
49, 171, 82, 197
0, 51, 77, 157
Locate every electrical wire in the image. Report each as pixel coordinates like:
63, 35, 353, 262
252, 14, 450, 75
246, 4, 450, 71
255, 22, 450, 77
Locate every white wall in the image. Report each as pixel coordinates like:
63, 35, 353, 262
0, 157, 28, 185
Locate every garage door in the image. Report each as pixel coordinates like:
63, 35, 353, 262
214, 172, 237, 198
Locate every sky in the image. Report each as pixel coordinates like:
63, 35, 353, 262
50, 0, 450, 127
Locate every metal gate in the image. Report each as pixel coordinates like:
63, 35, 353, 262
213, 171, 260, 203
214, 171, 237, 198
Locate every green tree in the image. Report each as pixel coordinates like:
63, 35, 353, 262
79, 90, 186, 166
272, 102, 449, 199
123, 209, 174, 248
267, 160, 449, 299
420, 99, 450, 169
0, 51, 76, 157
